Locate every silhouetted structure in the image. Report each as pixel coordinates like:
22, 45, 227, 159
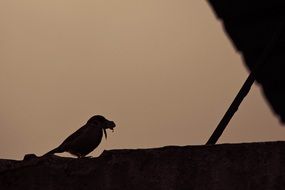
208, 1, 285, 123
1, 142, 285, 190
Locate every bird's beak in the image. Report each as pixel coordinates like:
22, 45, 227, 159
109, 121, 116, 132
103, 128, 107, 139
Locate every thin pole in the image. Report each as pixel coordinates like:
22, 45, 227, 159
206, 20, 284, 145
206, 73, 254, 145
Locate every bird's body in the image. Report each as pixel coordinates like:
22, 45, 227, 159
44, 115, 116, 158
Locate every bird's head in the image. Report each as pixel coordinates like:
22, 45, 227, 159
87, 115, 116, 139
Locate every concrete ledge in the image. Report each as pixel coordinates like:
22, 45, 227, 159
1, 141, 285, 190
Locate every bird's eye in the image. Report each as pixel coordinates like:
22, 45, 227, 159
92, 121, 99, 125
96, 115, 107, 122
88, 115, 108, 124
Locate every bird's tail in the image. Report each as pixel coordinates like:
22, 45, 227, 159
42, 147, 63, 157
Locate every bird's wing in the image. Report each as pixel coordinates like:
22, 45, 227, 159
42, 125, 88, 156
58, 125, 87, 149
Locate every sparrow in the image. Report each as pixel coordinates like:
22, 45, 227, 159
43, 115, 116, 158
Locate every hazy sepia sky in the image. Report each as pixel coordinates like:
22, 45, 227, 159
1, 1, 284, 160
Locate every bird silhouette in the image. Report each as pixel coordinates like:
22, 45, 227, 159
43, 115, 116, 158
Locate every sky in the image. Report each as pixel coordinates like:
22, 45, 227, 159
1, 1, 284, 160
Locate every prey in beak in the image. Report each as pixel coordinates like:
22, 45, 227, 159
103, 128, 107, 139
103, 120, 116, 139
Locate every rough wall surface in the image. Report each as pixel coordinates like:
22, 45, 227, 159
1, 141, 285, 190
